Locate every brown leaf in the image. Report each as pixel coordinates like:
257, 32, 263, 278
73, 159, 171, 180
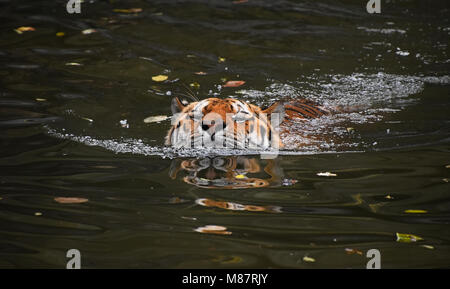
223, 80, 245, 87
54, 197, 88, 204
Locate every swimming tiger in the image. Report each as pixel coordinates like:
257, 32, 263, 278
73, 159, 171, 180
165, 97, 330, 149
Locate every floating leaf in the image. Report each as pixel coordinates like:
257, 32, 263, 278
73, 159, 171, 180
14, 26, 35, 34
113, 8, 143, 13
385, 194, 394, 199
65, 62, 82, 66
81, 117, 93, 123
194, 71, 207, 75
235, 174, 247, 179
119, 119, 129, 128
345, 248, 363, 255
396, 232, 423, 243
421, 245, 434, 250
34, 212, 42, 216
143, 115, 169, 123
189, 82, 200, 89
223, 80, 245, 87
35, 98, 47, 102
317, 172, 337, 177
303, 256, 316, 263
82, 29, 97, 35
152, 75, 168, 82
54, 197, 88, 204
445, 164, 450, 169
56, 32, 65, 37
195, 225, 232, 235
346, 127, 355, 133
282, 179, 298, 186
218, 57, 226, 63
443, 178, 449, 183
404, 209, 427, 214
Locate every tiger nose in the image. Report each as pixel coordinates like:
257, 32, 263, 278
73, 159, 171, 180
201, 121, 227, 131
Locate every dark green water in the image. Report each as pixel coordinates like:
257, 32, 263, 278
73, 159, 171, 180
0, 0, 449, 268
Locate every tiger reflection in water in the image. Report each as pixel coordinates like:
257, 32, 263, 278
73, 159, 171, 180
169, 156, 286, 213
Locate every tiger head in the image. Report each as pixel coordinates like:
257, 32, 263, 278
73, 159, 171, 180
165, 97, 285, 149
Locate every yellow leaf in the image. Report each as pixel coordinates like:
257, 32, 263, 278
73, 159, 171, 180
346, 127, 355, 133
235, 174, 247, 179
113, 8, 143, 13
303, 256, 315, 263
65, 62, 82, 66
14, 26, 35, 34
56, 32, 65, 37
35, 98, 47, 102
194, 71, 207, 75
189, 82, 200, 89
396, 232, 423, 243
404, 209, 427, 214
385, 194, 394, 199
34, 212, 42, 216
218, 57, 226, 63
152, 75, 168, 82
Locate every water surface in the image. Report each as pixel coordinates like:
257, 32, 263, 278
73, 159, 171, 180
0, 0, 449, 268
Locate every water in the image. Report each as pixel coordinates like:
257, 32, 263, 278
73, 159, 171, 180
0, 0, 449, 268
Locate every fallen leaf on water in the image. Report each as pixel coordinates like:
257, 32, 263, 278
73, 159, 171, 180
404, 209, 428, 214
54, 197, 88, 204
195, 225, 232, 235
35, 98, 47, 102
421, 245, 434, 250
65, 62, 82, 66
143, 115, 169, 123
282, 179, 298, 186
317, 172, 337, 177
385, 194, 394, 199
346, 127, 355, 133
303, 256, 315, 263
152, 75, 168, 82
345, 248, 363, 255
14, 26, 35, 34
218, 57, 226, 63
190, 82, 200, 89
113, 8, 143, 13
81, 117, 93, 123
34, 212, 42, 216
445, 165, 450, 169
235, 174, 247, 179
443, 178, 449, 183
82, 29, 97, 35
223, 80, 245, 87
396, 232, 423, 243
56, 32, 65, 37
194, 71, 207, 75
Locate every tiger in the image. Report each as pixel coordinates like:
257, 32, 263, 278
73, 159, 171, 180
165, 97, 330, 149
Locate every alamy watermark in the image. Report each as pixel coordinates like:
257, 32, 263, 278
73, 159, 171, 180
66, 249, 81, 269
366, 0, 381, 14
66, 0, 81, 14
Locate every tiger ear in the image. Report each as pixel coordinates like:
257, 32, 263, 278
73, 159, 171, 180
171, 97, 186, 115
262, 102, 285, 124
